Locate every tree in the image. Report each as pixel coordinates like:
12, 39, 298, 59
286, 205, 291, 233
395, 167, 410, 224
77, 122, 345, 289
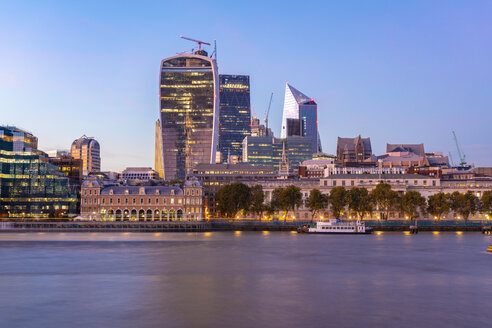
270, 186, 303, 221
481, 190, 492, 218
347, 187, 373, 220
282, 185, 303, 221
370, 183, 399, 220
329, 187, 348, 219
427, 193, 450, 220
400, 191, 426, 220
215, 183, 251, 218
306, 189, 328, 220
250, 185, 265, 220
450, 191, 479, 220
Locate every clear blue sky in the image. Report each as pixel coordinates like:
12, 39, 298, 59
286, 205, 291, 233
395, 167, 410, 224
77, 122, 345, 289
1, 0, 491, 170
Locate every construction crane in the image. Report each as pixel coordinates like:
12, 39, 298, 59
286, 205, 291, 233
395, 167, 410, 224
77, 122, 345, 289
264, 92, 274, 136
452, 131, 467, 167
179, 35, 210, 50
448, 152, 455, 167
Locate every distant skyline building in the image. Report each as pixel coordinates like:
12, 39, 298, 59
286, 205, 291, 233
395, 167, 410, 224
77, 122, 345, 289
156, 50, 219, 180
242, 135, 313, 170
281, 83, 321, 153
336, 135, 374, 167
70, 135, 101, 176
218, 74, 251, 159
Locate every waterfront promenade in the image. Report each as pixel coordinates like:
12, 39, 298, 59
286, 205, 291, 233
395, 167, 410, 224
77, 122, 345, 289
1, 219, 491, 232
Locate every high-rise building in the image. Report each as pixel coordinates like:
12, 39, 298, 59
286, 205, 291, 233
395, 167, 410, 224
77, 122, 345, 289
218, 75, 251, 159
0, 126, 77, 217
250, 116, 272, 137
242, 135, 313, 170
281, 83, 321, 153
70, 135, 101, 176
156, 50, 219, 180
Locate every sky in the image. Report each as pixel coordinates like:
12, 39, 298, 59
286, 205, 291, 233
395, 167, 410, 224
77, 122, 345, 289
1, 0, 491, 171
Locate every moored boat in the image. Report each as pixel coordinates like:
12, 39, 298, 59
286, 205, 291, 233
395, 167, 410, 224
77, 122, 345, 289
307, 219, 372, 234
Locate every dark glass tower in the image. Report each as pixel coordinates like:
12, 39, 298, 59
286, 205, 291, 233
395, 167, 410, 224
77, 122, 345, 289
218, 75, 251, 159
157, 52, 219, 180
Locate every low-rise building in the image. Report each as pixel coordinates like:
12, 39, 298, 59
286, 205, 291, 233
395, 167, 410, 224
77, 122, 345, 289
120, 167, 159, 182
81, 179, 204, 220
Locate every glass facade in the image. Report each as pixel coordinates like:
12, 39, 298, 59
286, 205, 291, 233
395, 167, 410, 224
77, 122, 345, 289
0, 126, 77, 218
158, 53, 219, 180
243, 136, 313, 169
218, 75, 251, 159
281, 83, 321, 153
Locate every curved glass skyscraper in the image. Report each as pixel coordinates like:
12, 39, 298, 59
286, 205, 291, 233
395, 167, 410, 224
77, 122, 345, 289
156, 51, 219, 180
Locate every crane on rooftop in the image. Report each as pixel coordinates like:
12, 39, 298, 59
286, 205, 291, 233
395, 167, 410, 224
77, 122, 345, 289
452, 131, 467, 167
180, 35, 211, 50
264, 92, 274, 136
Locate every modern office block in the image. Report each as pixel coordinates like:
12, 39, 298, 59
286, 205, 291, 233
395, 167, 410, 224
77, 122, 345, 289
218, 75, 251, 159
157, 50, 219, 180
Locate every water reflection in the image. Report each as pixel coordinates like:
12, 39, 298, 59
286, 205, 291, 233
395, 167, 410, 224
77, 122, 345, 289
0, 232, 490, 328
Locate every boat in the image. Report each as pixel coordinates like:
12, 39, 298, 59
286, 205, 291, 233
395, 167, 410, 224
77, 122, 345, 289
307, 219, 372, 234
487, 246, 492, 253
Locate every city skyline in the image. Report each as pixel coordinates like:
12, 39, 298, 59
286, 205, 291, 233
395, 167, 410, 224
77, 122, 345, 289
1, 1, 491, 171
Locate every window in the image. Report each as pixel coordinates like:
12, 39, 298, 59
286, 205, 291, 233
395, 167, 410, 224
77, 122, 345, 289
148, 198, 151, 204
414, 180, 418, 186
140, 198, 144, 204
156, 199, 159, 204
133, 198, 136, 204
351, 180, 354, 186
102, 199, 105, 205
110, 199, 113, 204
432, 181, 436, 186
125, 198, 128, 204
324, 180, 327, 186
333, 181, 337, 186
117, 198, 120, 204
342, 180, 345, 186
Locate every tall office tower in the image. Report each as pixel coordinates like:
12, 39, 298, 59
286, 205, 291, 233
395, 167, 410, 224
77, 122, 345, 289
0, 126, 77, 217
70, 135, 101, 176
157, 50, 219, 180
281, 83, 321, 153
218, 75, 251, 159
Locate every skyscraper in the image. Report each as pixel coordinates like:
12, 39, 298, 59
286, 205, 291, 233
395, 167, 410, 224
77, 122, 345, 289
157, 50, 219, 180
70, 135, 100, 176
281, 83, 321, 153
218, 74, 251, 159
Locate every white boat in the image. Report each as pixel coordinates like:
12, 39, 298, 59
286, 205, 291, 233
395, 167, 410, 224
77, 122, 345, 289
307, 219, 372, 234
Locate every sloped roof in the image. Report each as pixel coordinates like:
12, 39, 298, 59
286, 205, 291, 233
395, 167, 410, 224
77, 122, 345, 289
337, 136, 372, 153
100, 186, 182, 196
386, 144, 425, 156
286, 83, 313, 104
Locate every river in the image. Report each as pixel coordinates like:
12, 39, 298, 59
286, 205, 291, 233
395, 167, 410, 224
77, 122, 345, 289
0, 231, 490, 327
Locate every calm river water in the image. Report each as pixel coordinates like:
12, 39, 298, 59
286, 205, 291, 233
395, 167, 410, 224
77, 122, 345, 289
0, 231, 491, 328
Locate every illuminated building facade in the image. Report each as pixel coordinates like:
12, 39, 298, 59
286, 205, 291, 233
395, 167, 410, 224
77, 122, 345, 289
70, 135, 101, 176
157, 51, 219, 180
0, 126, 77, 218
218, 74, 251, 159
242, 135, 313, 170
281, 83, 321, 153
80, 179, 204, 220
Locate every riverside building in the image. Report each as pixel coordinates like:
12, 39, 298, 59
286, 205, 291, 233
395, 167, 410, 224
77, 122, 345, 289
218, 75, 251, 159
71, 135, 101, 176
0, 126, 77, 218
81, 179, 204, 220
155, 49, 219, 180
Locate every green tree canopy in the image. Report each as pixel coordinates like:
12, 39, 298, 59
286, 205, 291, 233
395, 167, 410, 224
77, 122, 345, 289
215, 182, 251, 218
250, 185, 265, 220
306, 189, 328, 219
329, 186, 348, 219
347, 187, 374, 220
481, 190, 492, 217
370, 183, 399, 220
400, 191, 426, 220
427, 193, 450, 220
270, 186, 303, 221
450, 191, 479, 220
